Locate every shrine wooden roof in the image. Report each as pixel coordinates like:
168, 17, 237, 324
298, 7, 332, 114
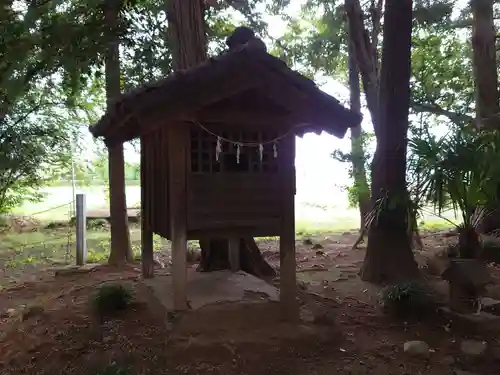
90, 41, 362, 144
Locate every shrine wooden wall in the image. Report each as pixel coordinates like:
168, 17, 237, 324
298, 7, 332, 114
186, 123, 288, 238
140, 122, 295, 240
141, 127, 170, 239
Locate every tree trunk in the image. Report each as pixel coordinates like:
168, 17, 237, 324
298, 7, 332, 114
347, 20, 370, 232
104, 0, 133, 265
345, 0, 382, 130
166, 0, 275, 277
471, 0, 500, 232
359, 0, 419, 283
345, 0, 381, 247
471, 0, 499, 129
166, 0, 207, 70
458, 224, 481, 259
198, 238, 276, 278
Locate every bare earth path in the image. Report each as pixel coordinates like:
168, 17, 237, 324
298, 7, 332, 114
1, 230, 500, 374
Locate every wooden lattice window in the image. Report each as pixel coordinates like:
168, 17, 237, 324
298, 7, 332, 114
190, 127, 280, 173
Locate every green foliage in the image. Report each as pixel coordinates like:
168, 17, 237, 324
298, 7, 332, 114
410, 29, 474, 124
381, 281, 435, 318
87, 219, 109, 231
409, 128, 500, 228
332, 131, 374, 208
273, 0, 346, 79
0, 111, 70, 213
92, 284, 133, 317
413, 1, 454, 27
0, 1, 110, 213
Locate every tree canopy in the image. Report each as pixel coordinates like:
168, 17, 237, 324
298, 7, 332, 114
3, 0, 500, 281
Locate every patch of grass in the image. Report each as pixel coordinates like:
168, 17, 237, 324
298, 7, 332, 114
381, 281, 436, 319
91, 284, 133, 318
419, 220, 452, 231
0, 230, 142, 268
295, 220, 357, 237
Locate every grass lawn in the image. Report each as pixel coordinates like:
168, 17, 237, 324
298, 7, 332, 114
11, 185, 456, 227
0, 184, 455, 285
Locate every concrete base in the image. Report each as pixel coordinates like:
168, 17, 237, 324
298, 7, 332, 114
142, 269, 279, 311
439, 306, 500, 325
52, 263, 101, 276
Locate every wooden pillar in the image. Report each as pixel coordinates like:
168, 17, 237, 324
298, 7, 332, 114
279, 133, 298, 321
108, 143, 133, 264
168, 125, 188, 310
228, 237, 240, 272
140, 136, 154, 278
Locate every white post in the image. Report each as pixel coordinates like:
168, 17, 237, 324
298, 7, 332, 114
76, 193, 87, 266
70, 137, 77, 216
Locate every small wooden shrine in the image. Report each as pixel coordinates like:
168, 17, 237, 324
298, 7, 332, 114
90, 30, 361, 319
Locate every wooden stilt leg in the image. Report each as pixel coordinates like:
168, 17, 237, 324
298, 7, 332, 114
141, 137, 154, 278
141, 225, 154, 278
172, 230, 188, 310
280, 134, 298, 321
228, 237, 240, 272
168, 124, 188, 311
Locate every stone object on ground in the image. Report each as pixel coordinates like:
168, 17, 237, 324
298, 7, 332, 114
414, 250, 449, 276
442, 355, 455, 365
53, 263, 100, 276
142, 270, 279, 311
453, 370, 481, 375
442, 259, 491, 313
403, 341, 430, 357
480, 297, 500, 315
460, 340, 487, 356
2, 304, 44, 321
438, 306, 500, 329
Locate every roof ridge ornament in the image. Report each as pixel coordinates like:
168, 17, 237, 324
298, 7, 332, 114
226, 26, 267, 52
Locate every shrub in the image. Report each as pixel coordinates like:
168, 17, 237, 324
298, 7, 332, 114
87, 218, 110, 231
381, 281, 435, 319
92, 284, 133, 318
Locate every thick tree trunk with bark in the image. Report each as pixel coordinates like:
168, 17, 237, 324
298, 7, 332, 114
198, 238, 276, 278
471, 0, 499, 129
104, 0, 133, 265
345, 0, 382, 129
166, 0, 275, 277
471, 0, 500, 233
347, 22, 370, 231
166, 0, 207, 70
359, 0, 419, 283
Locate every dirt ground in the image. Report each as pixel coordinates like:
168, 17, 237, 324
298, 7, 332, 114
1, 229, 500, 375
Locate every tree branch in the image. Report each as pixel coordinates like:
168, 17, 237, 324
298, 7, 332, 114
410, 101, 475, 125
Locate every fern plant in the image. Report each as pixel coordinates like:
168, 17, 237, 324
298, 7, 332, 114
91, 284, 133, 319
408, 127, 500, 258
381, 281, 434, 318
